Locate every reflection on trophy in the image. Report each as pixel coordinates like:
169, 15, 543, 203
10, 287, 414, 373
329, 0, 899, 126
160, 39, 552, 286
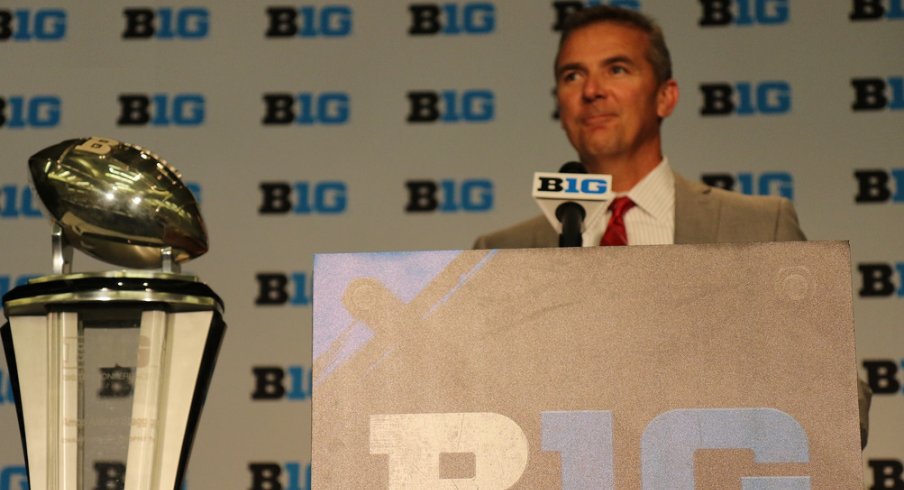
1, 137, 225, 489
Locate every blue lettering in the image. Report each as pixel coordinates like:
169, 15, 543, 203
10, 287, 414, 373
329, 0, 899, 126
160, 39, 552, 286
291, 272, 312, 306
0, 465, 27, 490
287, 366, 312, 400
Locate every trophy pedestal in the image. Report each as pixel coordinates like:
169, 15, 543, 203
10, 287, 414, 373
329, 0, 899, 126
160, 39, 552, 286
1, 272, 225, 490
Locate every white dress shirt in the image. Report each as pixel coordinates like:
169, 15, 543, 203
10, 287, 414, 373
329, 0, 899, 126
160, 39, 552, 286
582, 158, 675, 246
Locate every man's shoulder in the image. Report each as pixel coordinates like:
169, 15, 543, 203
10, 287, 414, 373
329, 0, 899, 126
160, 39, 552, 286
472, 214, 556, 249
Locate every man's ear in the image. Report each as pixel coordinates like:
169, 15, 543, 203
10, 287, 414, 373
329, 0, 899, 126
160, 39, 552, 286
657, 79, 679, 119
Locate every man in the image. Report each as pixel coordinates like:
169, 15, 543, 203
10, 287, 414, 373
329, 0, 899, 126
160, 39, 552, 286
473, 6, 870, 447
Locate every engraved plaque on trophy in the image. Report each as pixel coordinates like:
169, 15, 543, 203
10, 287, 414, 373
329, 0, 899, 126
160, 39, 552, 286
1, 137, 225, 490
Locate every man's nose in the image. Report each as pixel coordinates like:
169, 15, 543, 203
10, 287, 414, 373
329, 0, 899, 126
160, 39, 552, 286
582, 73, 606, 101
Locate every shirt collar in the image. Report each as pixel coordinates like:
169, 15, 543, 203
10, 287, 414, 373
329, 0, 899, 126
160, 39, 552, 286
624, 157, 674, 223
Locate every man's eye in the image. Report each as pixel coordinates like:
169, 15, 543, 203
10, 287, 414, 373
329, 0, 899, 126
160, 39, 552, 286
562, 72, 579, 82
611, 65, 627, 74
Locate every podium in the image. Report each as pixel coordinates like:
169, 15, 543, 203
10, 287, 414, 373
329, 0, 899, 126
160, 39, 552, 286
311, 241, 863, 488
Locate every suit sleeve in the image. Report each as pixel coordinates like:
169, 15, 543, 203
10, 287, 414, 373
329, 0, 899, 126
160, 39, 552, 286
774, 197, 807, 241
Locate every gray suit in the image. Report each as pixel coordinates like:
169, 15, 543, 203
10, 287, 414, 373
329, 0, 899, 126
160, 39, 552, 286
474, 173, 805, 248
474, 171, 871, 448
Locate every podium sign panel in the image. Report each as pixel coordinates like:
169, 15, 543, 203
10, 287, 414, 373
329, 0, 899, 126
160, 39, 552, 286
312, 242, 862, 488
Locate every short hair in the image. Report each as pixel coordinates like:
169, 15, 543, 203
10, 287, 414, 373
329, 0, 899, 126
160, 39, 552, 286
556, 6, 673, 84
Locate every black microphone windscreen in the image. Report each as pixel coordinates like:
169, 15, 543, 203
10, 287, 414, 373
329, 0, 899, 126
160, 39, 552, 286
559, 161, 587, 174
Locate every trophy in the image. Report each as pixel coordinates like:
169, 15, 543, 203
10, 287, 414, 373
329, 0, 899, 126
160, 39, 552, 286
1, 137, 225, 489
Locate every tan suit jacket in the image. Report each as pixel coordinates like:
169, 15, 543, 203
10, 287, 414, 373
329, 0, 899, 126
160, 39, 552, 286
473, 173, 805, 248
473, 172, 871, 447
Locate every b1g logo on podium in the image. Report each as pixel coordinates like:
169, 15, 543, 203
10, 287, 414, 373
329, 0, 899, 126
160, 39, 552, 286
854, 169, 904, 203
258, 181, 348, 215
265, 6, 352, 37
249, 462, 311, 490
698, 0, 789, 26
122, 7, 209, 39
406, 90, 494, 123
251, 366, 312, 401
262, 93, 350, 126
0, 95, 61, 129
255, 272, 313, 306
404, 179, 494, 212
117, 93, 205, 126
701, 172, 794, 200
850, 0, 904, 20
0, 9, 66, 41
700, 81, 792, 115
408, 2, 496, 35
851, 77, 904, 111
551, 1, 641, 31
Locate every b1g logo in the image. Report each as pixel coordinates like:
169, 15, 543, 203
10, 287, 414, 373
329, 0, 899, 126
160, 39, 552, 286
255, 272, 312, 306
857, 262, 904, 298
698, 0, 789, 26
552, 1, 641, 31
259, 181, 347, 215
405, 179, 493, 212
0, 184, 43, 218
251, 366, 311, 401
854, 169, 904, 203
249, 462, 311, 490
0, 466, 27, 490
0, 367, 17, 405
262, 93, 350, 125
851, 77, 904, 111
862, 359, 904, 396
265, 6, 352, 37
122, 7, 209, 39
117, 93, 205, 126
699, 81, 791, 115
869, 459, 904, 490
850, 0, 904, 20
406, 90, 494, 123
701, 172, 794, 200
408, 3, 495, 35
0, 96, 61, 129
0, 8, 66, 41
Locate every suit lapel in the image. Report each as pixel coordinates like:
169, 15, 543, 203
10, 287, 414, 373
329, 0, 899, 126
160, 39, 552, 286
674, 173, 720, 244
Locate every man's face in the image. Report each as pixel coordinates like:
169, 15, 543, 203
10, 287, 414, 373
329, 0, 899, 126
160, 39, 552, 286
555, 22, 677, 165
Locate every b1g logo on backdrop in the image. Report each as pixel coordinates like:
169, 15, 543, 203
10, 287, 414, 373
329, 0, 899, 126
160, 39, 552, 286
408, 2, 495, 35
122, 7, 209, 39
0, 367, 17, 405
0, 185, 43, 218
699, 81, 792, 115
862, 359, 904, 396
854, 169, 904, 203
406, 90, 494, 123
701, 172, 794, 200
117, 93, 205, 126
551, 1, 641, 31
850, 0, 904, 20
261, 93, 350, 125
857, 262, 904, 298
0, 8, 66, 41
255, 272, 312, 306
0, 466, 27, 490
258, 181, 348, 215
249, 462, 311, 490
265, 6, 352, 37
851, 77, 904, 111
869, 459, 904, 490
251, 366, 311, 401
0, 95, 61, 129
405, 179, 494, 212
698, 0, 789, 26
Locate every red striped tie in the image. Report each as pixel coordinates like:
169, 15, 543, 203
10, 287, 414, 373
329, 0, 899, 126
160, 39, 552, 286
600, 197, 635, 246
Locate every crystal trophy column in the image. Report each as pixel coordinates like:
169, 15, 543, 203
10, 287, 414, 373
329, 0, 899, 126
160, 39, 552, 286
1, 137, 225, 490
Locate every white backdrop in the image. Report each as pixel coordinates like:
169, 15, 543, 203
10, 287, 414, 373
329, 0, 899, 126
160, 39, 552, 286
0, 1, 902, 488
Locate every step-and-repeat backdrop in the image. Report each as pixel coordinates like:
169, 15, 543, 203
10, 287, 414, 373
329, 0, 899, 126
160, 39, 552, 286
0, 1, 901, 488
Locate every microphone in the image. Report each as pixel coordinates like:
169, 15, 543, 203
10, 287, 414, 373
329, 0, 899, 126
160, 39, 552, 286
532, 162, 613, 248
